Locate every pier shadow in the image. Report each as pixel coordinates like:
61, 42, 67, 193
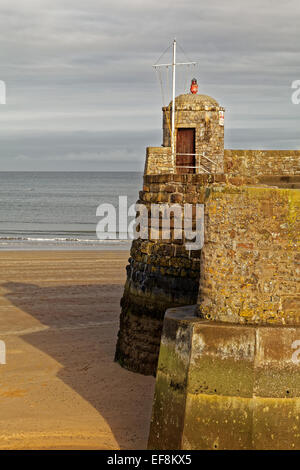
1, 281, 155, 449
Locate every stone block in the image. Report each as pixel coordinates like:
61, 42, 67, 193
148, 306, 300, 449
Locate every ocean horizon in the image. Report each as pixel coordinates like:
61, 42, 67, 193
0, 171, 142, 250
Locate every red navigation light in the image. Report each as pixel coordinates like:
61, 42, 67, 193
190, 78, 198, 94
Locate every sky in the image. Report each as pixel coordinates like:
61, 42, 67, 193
0, 0, 299, 171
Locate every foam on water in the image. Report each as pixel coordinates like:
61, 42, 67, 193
0, 172, 141, 250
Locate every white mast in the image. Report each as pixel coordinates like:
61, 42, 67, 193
171, 39, 176, 169
153, 40, 196, 172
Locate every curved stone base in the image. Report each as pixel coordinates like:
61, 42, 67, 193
148, 306, 300, 450
115, 238, 200, 376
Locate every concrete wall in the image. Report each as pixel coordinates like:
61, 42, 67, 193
148, 306, 300, 450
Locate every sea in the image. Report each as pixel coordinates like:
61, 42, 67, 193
0, 172, 143, 250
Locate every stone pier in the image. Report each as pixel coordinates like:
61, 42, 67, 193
148, 183, 300, 449
115, 93, 300, 378
115, 92, 300, 448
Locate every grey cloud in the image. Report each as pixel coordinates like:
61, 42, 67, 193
0, 0, 299, 170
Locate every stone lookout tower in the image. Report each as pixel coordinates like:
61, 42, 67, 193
145, 94, 225, 175
115, 68, 300, 448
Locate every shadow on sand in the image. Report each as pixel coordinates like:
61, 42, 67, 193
2, 281, 155, 449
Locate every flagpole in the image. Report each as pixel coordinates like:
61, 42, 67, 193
171, 39, 176, 173
152, 40, 196, 173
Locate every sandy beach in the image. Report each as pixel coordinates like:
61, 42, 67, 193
0, 251, 155, 450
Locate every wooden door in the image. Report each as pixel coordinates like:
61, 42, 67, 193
176, 128, 195, 174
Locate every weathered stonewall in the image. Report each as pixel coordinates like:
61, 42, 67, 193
115, 93, 300, 382
148, 183, 300, 449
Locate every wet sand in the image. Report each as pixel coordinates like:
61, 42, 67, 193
0, 251, 155, 450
